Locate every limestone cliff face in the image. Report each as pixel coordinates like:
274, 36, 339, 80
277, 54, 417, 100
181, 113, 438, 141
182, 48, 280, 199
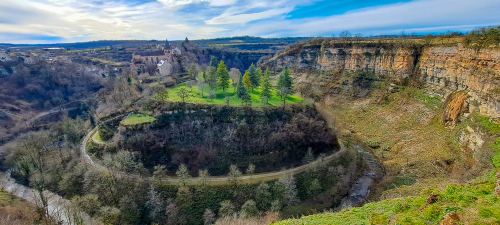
419, 46, 500, 117
265, 44, 500, 118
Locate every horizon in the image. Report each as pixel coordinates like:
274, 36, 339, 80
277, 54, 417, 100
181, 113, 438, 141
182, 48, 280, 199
0, 0, 499, 44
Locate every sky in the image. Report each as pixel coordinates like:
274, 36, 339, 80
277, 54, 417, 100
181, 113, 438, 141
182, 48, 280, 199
0, 0, 499, 44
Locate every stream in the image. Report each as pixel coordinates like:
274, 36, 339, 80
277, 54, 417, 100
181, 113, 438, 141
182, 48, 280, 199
340, 144, 385, 208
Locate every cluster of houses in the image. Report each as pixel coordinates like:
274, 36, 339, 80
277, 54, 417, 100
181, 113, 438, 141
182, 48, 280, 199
0, 49, 36, 64
130, 41, 181, 77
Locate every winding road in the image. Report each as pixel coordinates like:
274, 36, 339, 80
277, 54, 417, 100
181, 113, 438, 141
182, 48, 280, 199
81, 128, 347, 184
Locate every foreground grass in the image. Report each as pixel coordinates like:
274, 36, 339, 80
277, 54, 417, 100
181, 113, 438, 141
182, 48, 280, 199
121, 114, 156, 125
167, 82, 305, 107
275, 171, 500, 225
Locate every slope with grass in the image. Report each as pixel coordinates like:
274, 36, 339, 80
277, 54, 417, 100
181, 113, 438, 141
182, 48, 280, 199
275, 171, 500, 225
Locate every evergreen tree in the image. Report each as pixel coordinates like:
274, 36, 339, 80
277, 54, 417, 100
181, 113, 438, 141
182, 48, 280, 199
247, 63, 259, 91
236, 76, 248, 99
256, 68, 263, 86
209, 56, 218, 68
307, 178, 322, 198
217, 61, 230, 92
260, 68, 272, 104
277, 67, 294, 105
277, 66, 294, 92
256, 183, 272, 210
243, 71, 253, 93
176, 186, 193, 216
207, 66, 217, 90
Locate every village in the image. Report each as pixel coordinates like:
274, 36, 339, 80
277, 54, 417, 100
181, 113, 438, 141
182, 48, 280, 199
0, 39, 185, 80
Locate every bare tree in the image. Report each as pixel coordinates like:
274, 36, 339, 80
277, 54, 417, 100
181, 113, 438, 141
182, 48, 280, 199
203, 209, 216, 225
176, 164, 191, 185
228, 165, 242, 185
153, 165, 169, 181
199, 169, 210, 186
177, 87, 191, 104
229, 68, 241, 91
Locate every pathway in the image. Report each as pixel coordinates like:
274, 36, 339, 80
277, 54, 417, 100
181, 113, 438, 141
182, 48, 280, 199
81, 128, 347, 184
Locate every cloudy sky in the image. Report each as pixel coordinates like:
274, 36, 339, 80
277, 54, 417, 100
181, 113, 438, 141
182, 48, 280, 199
0, 0, 499, 44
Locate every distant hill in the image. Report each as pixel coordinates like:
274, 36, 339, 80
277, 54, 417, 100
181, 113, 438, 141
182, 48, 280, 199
0, 36, 310, 50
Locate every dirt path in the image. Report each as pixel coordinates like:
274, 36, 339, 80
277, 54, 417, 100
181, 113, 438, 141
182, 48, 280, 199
81, 128, 347, 184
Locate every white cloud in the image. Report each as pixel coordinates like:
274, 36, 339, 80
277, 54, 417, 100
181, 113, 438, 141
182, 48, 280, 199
208, 0, 238, 7
0, 0, 498, 44
235, 0, 500, 37
205, 7, 292, 25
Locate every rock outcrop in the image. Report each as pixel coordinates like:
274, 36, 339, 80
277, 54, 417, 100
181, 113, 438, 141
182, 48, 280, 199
264, 44, 500, 118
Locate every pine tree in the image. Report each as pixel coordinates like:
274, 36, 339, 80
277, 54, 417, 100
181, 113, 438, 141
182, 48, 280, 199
256, 68, 263, 86
207, 66, 217, 90
256, 183, 272, 210
176, 186, 193, 214
260, 68, 272, 104
236, 75, 247, 99
243, 71, 253, 93
247, 63, 259, 91
217, 61, 230, 92
209, 56, 218, 68
277, 66, 294, 105
277, 66, 294, 92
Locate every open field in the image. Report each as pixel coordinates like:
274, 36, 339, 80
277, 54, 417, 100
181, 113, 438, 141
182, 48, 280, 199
167, 82, 305, 107
121, 114, 156, 125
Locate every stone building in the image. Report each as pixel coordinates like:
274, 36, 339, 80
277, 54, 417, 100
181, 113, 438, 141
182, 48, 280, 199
130, 47, 181, 69
157, 60, 173, 76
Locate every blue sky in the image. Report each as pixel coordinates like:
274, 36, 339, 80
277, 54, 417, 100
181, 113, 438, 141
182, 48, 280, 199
0, 0, 499, 44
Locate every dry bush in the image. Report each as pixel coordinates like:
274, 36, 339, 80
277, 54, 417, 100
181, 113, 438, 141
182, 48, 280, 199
0, 189, 54, 225
215, 212, 280, 225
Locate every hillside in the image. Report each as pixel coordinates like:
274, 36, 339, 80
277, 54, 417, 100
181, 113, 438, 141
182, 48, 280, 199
263, 33, 500, 224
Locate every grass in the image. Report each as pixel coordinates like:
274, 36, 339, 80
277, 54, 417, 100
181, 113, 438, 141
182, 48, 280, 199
476, 115, 500, 133
90, 58, 123, 66
121, 114, 156, 126
166, 81, 306, 107
274, 172, 500, 225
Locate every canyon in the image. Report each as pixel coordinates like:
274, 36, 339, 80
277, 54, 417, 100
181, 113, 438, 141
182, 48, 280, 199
263, 43, 500, 118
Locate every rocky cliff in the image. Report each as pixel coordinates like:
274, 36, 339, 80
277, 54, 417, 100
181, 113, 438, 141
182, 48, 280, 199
264, 44, 500, 118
